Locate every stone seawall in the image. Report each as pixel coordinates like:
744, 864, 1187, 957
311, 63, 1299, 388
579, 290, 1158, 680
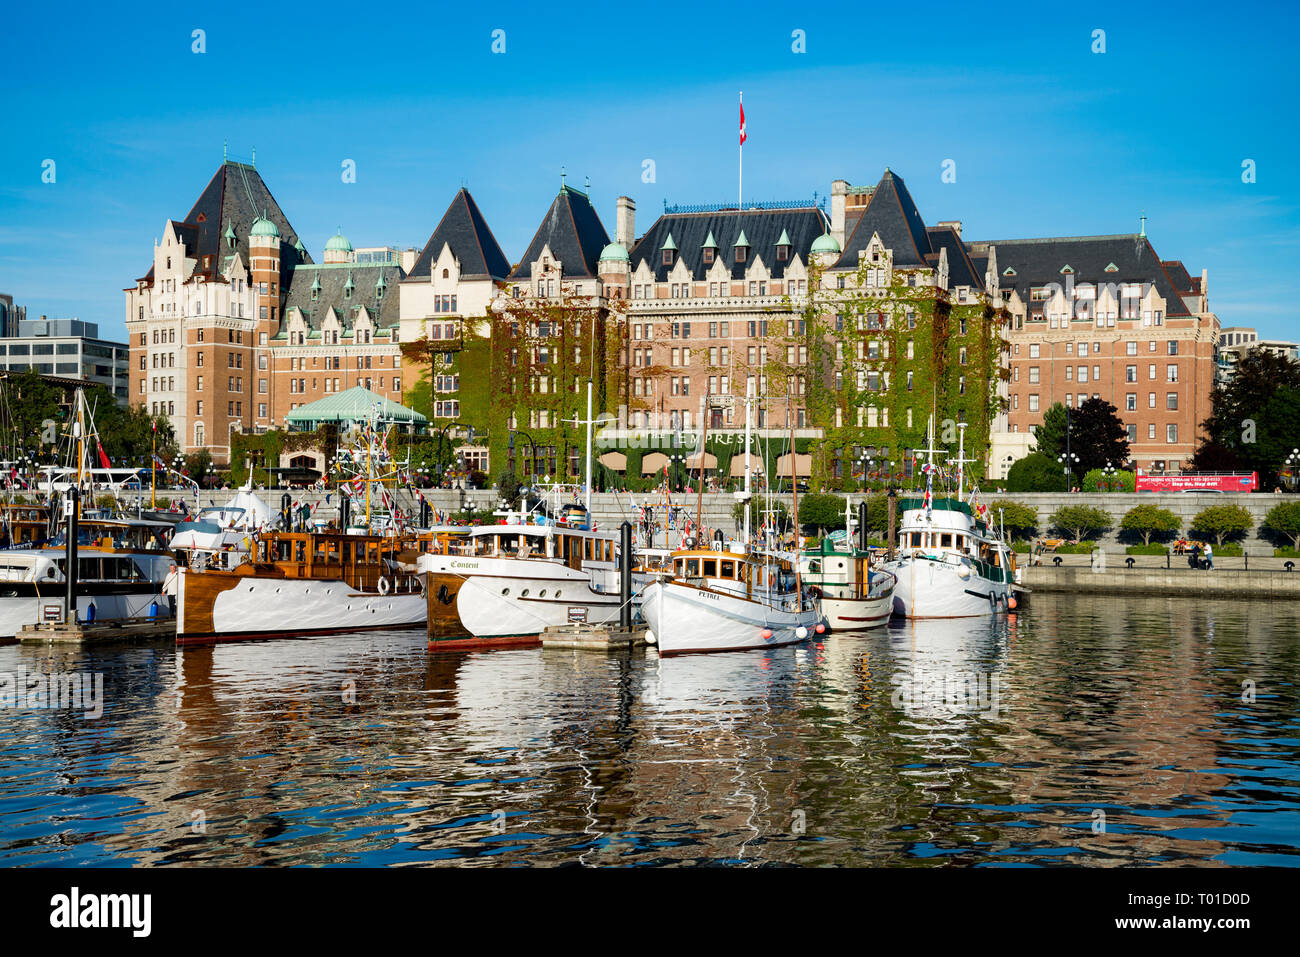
130, 488, 1294, 554
1022, 564, 1300, 599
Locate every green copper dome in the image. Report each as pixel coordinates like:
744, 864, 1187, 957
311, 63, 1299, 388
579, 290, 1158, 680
250, 215, 280, 238
811, 231, 842, 254
598, 241, 630, 262
324, 229, 353, 253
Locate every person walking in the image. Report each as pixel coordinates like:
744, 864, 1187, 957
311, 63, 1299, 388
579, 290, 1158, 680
162, 563, 179, 616
1204, 543, 1214, 570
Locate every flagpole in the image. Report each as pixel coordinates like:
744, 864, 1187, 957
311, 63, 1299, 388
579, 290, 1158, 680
151, 423, 156, 510
738, 91, 743, 209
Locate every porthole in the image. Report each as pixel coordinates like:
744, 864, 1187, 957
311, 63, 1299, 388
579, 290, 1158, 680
539, 589, 547, 598
501, 588, 510, 596
521, 589, 530, 597
554, 591, 561, 599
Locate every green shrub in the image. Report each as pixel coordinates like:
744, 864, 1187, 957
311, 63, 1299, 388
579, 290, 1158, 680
1273, 548, 1300, 558
1005, 452, 1067, 492
1125, 544, 1169, 555
1011, 539, 1033, 553
1190, 504, 1253, 545
1081, 468, 1136, 492
1120, 504, 1180, 545
1050, 504, 1112, 541
1055, 541, 1098, 553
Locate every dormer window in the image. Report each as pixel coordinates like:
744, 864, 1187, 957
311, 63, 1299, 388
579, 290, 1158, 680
311, 287, 319, 301
703, 248, 714, 265
734, 230, 749, 263
777, 245, 789, 262
661, 232, 677, 266
735, 246, 746, 263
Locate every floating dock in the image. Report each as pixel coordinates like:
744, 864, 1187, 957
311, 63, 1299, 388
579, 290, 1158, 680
540, 622, 649, 651
17, 617, 176, 645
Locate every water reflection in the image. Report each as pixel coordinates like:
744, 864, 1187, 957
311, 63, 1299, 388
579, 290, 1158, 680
0, 594, 1296, 866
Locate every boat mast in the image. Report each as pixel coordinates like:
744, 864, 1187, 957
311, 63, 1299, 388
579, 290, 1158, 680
584, 378, 593, 512
788, 393, 801, 595
742, 378, 752, 547
695, 390, 708, 537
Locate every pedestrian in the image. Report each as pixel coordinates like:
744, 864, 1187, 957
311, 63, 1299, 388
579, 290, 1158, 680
162, 563, 179, 615
1204, 543, 1214, 570
1189, 543, 1200, 569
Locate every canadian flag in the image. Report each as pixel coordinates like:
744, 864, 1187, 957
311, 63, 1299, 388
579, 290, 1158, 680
739, 95, 747, 146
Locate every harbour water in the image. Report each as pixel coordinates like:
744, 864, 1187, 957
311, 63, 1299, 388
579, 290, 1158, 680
1, 593, 1297, 867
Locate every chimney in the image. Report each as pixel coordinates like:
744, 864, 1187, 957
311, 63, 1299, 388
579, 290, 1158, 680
616, 196, 636, 249
937, 220, 962, 237
830, 180, 848, 247
401, 248, 418, 273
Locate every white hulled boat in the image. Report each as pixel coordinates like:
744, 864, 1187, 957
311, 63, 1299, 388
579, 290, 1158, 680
878, 423, 1016, 619
800, 533, 896, 629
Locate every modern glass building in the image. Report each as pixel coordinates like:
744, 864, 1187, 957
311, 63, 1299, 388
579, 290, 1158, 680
0, 315, 130, 402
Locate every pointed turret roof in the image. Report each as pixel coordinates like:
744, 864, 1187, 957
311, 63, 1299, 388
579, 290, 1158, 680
835, 169, 932, 269
140, 160, 310, 285
509, 184, 612, 280
407, 187, 511, 281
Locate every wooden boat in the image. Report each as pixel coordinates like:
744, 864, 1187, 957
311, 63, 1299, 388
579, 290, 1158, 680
800, 537, 896, 630
176, 529, 424, 644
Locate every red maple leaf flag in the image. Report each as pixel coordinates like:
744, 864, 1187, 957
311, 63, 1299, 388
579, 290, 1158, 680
96, 441, 111, 470
739, 94, 747, 146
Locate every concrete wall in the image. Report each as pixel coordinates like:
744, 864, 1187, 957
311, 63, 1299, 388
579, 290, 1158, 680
1023, 564, 1300, 599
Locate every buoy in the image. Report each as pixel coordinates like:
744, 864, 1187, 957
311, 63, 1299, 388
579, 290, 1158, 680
795, 626, 808, 640
377, 576, 390, 595
760, 629, 773, 640
1008, 596, 1017, 610
815, 623, 826, 634
644, 629, 657, 646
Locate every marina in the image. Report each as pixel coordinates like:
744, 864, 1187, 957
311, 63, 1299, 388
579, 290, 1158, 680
1, 592, 1296, 867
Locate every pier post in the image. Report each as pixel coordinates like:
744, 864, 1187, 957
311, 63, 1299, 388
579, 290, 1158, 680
63, 487, 79, 623
620, 521, 633, 630
340, 495, 351, 530
887, 487, 897, 561
858, 500, 868, 552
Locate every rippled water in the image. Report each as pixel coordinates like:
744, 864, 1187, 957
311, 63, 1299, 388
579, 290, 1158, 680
1, 593, 1297, 866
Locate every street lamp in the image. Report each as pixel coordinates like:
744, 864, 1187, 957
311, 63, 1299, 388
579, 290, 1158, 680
1102, 463, 1118, 492
1058, 452, 1080, 490
667, 452, 687, 492
1285, 448, 1300, 492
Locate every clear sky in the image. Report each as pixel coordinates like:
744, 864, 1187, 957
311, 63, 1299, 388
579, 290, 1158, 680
2, 0, 1297, 341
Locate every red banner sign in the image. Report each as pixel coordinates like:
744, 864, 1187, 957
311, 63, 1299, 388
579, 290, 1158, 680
1136, 472, 1257, 492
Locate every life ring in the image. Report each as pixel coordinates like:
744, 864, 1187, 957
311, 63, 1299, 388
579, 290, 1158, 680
377, 576, 391, 595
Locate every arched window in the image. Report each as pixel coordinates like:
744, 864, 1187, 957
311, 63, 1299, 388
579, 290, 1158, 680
442, 268, 449, 279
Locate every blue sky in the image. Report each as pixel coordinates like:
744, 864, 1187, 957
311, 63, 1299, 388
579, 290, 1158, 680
2, 0, 1297, 341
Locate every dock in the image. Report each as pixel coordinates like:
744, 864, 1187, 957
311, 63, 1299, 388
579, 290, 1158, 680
1022, 565, 1300, 599
540, 622, 649, 651
17, 617, 176, 645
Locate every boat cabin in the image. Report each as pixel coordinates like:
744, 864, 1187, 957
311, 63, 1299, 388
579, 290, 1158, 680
243, 530, 421, 594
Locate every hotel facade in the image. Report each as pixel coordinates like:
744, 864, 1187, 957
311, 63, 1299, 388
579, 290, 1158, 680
125, 158, 1220, 480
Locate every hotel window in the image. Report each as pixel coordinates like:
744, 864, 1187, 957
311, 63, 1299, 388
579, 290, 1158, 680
1167, 340, 1179, 356
1028, 394, 1039, 412
1126, 423, 1137, 442
1028, 367, 1039, 384
1014, 367, 1020, 382
1149, 392, 1156, 408
1166, 364, 1178, 382
1013, 394, 1019, 410
1166, 392, 1178, 410
1093, 365, 1100, 381
959, 376, 966, 395
1066, 366, 1073, 381
1077, 366, 1088, 383
1148, 423, 1157, 439
1166, 424, 1178, 443
906, 371, 913, 391
1029, 344, 1040, 358
1126, 365, 1137, 382
1149, 364, 1156, 379
1064, 394, 1072, 407
1126, 393, 1136, 411
1066, 343, 1073, 355
959, 347, 967, 365
1126, 341, 1136, 355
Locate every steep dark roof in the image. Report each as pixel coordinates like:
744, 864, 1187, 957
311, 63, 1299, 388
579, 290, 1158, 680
406, 188, 511, 281
1161, 259, 1193, 292
835, 170, 932, 269
965, 234, 1192, 316
282, 263, 404, 333
925, 226, 982, 290
509, 186, 611, 279
140, 161, 310, 285
629, 207, 829, 281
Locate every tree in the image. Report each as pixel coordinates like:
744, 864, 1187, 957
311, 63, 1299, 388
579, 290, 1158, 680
184, 449, 213, 486
1190, 504, 1253, 545
1050, 504, 1111, 542
1069, 397, 1130, 475
1006, 452, 1067, 492
1081, 467, 1135, 492
798, 493, 847, 534
1264, 500, 1300, 550
1199, 348, 1300, 487
1120, 504, 1180, 545
83, 388, 177, 465
6, 368, 63, 454
988, 500, 1039, 538
497, 469, 521, 508
1034, 402, 1068, 460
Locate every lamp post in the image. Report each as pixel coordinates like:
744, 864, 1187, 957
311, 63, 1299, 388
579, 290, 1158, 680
1285, 448, 1300, 492
856, 452, 871, 490
1102, 463, 1118, 492
667, 452, 687, 492
1058, 452, 1079, 491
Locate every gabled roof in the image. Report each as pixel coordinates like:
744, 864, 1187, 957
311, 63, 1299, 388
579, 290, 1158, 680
964, 234, 1193, 316
285, 386, 427, 426
406, 188, 511, 281
835, 169, 932, 269
140, 161, 310, 285
283, 262, 404, 331
925, 225, 983, 290
509, 185, 611, 280
1161, 259, 1194, 292
629, 206, 828, 281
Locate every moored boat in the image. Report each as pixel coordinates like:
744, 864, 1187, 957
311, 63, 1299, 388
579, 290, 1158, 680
801, 535, 896, 630
176, 529, 424, 644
